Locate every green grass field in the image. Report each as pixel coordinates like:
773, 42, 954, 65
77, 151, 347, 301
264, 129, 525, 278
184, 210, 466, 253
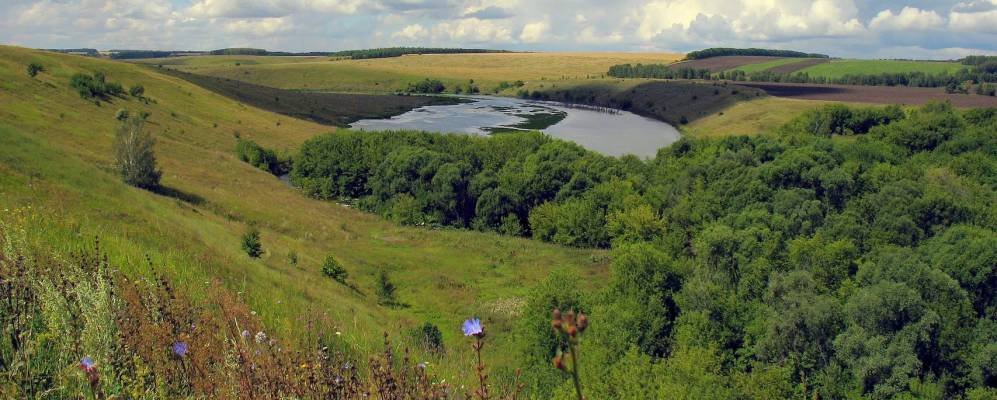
726, 57, 812, 73
799, 59, 964, 78
135, 52, 682, 94
0, 45, 608, 384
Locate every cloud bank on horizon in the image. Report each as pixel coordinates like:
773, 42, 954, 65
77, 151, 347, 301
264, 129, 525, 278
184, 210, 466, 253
2, 0, 995, 59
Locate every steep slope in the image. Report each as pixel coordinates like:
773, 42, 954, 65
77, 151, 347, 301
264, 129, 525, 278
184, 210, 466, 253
0, 45, 607, 379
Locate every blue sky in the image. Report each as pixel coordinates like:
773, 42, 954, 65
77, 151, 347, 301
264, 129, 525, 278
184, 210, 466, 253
2, 0, 995, 59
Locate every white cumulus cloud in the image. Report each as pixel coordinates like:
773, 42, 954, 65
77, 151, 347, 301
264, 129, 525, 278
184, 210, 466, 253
870, 7, 945, 31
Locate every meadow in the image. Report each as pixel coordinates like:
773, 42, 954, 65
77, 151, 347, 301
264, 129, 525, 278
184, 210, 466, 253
0, 45, 607, 385
798, 59, 965, 78
136, 52, 681, 94
725, 57, 823, 73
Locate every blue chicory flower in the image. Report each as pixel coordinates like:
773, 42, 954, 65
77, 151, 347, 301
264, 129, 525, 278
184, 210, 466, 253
172, 341, 189, 358
462, 318, 483, 336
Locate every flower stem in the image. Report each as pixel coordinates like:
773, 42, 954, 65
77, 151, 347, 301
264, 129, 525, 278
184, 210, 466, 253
569, 340, 583, 400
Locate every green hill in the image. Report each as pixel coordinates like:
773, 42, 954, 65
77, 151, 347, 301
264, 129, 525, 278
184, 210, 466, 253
0, 45, 605, 385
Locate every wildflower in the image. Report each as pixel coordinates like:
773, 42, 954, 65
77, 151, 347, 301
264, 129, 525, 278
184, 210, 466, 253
462, 318, 484, 337
255, 331, 267, 344
78, 357, 99, 384
417, 362, 428, 369
172, 341, 189, 358
343, 361, 352, 370
241, 329, 250, 339
300, 363, 309, 369
79, 357, 96, 373
335, 331, 342, 336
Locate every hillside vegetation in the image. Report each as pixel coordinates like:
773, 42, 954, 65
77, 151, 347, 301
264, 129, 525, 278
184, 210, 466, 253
3, 44, 997, 399
0, 45, 605, 388
271, 99, 997, 398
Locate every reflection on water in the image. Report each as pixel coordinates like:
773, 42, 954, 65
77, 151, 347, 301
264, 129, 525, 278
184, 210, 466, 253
349, 96, 681, 158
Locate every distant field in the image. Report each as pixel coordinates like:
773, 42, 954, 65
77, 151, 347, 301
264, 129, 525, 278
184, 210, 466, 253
799, 59, 965, 78
670, 56, 784, 72
740, 81, 997, 107
160, 68, 456, 126
727, 58, 829, 74
136, 52, 682, 93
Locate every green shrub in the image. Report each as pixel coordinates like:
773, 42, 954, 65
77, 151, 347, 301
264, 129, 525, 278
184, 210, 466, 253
413, 322, 444, 353
115, 109, 130, 121
129, 84, 145, 98
114, 117, 161, 190
241, 228, 263, 258
320, 255, 348, 283
376, 270, 397, 305
406, 78, 445, 94
27, 63, 43, 77
235, 139, 290, 175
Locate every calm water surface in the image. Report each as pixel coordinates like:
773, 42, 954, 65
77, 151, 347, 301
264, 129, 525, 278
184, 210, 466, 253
350, 96, 680, 157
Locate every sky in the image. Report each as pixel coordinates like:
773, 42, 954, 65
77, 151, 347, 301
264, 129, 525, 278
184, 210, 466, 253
1, 0, 995, 59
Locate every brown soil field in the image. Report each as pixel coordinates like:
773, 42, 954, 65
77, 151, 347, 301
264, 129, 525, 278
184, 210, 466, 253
738, 82, 997, 107
671, 56, 784, 72
768, 58, 830, 74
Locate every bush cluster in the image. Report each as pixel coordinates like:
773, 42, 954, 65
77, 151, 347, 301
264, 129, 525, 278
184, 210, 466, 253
69, 72, 124, 100
406, 78, 446, 94
235, 138, 291, 175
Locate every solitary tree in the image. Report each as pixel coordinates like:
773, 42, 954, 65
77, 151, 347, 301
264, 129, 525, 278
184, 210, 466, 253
321, 255, 348, 283
114, 116, 161, 190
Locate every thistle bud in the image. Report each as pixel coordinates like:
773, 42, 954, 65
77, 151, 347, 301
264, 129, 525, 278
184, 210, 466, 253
577, 313, 588, 333
552, 354, 565, 370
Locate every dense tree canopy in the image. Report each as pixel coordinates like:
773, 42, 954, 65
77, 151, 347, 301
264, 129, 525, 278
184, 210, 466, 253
292, 102, 996, 398
687, 48, 829, 60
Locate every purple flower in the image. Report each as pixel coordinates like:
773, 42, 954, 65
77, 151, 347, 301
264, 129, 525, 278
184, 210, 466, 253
462, 318, 483, 336
172, 341, 189, 358
79, 356, 96, 372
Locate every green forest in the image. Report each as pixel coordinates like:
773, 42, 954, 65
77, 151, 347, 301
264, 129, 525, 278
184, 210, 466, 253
686, 48, 830, 60
280, 102, 997, 398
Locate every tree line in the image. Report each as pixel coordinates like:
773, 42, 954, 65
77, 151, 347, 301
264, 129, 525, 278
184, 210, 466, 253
686, 47, 829, 60
329, 47, 512, 60
608, 62, 997, 91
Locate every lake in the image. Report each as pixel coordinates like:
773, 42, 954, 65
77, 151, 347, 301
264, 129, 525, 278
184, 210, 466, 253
349, 96, 681, 158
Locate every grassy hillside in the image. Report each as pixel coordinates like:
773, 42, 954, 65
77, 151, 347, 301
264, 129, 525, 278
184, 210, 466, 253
0, 45, 607, 382
681, 97, 838, 137
799, 59, 964, 78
